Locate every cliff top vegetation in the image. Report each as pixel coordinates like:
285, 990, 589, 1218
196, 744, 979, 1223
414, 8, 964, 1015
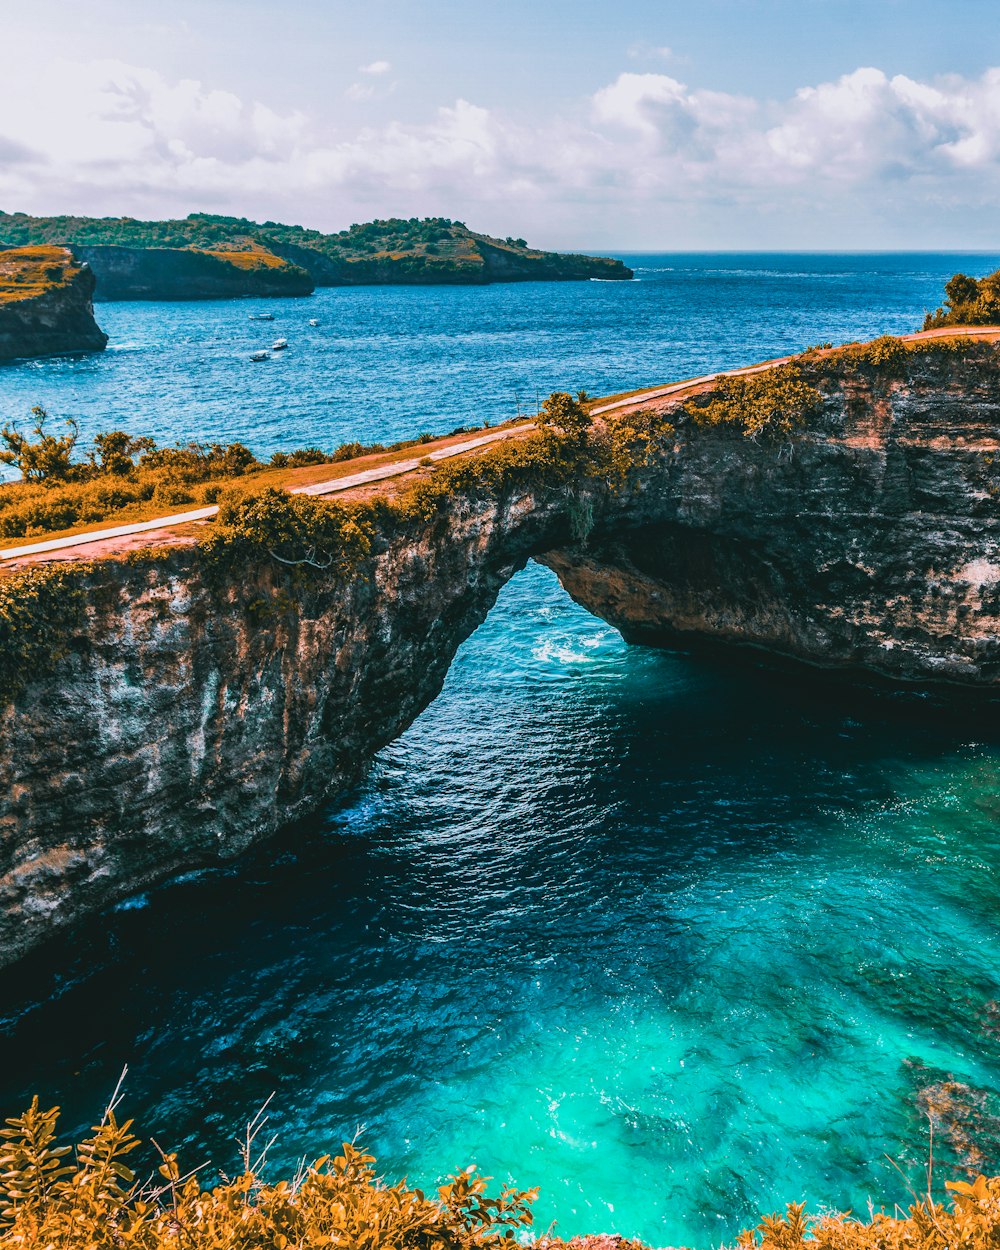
1, 334, 997, 702
0, 333, 994, 550
0, 407, 502, 544
0, 245, 76, 305
923, 269, 1000, 330
0, 1094, 998, 1250
0, 212, 631, 281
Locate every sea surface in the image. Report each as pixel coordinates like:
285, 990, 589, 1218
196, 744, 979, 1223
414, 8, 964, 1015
3, 254, 1000, 1247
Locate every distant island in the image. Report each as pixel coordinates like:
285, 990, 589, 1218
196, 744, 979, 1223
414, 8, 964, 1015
0, 212, 634, 299
0, 245, 107, 361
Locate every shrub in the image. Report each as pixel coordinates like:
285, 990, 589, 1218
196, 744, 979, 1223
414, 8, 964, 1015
0, 1098, 537, 1249
89, 431, 155, 476
686, 364, 823, 439
151, 482, 195, 507
595, 406, 675, 479
923, 269, 1000, 329
270, 447, 331, 468
734, 1175, 1000, 1248
538, 392, 591, 440
201, 486, 374, 576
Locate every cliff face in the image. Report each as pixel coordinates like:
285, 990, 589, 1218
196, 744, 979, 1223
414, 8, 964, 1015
0, 493, 573, 968
75, 245, 314, 300
2, 342, 1000, 965
546, 345, 1000, 685
0, 247, 107, 360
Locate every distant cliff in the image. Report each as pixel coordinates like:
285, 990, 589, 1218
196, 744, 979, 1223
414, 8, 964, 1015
0, 246, 108, 360
72, 244, 315, 300
0, 212, 634, 294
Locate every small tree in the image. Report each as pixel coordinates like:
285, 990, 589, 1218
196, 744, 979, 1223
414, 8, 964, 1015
538, 391, 591, 440
89, 430, 155, 476
0, 407, 79, 483
945, 273, 981, 308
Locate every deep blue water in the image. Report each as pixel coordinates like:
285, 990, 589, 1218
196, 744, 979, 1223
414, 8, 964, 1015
3, 254, 1000, 1248
1, 252, 992, 469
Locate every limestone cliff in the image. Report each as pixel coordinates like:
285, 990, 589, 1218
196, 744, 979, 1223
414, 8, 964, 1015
547, 343, 1000, 685
2, 339, 1000, 965
74, 244, 315, 300
0, 246, 107, 361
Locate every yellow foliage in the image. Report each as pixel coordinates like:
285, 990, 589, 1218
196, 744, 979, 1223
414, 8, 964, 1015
201, 244, 289, 271
735, 1175, 1000, 1249
0, 246, 73, 304
0, 1100, 537, 1250
685, 364, 824, 439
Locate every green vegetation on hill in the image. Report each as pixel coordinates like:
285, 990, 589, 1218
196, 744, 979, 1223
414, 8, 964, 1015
0, 212, 633, 287
924, 270, 1000, 329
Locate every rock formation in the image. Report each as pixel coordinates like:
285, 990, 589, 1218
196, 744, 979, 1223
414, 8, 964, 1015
2, 338, 1000, 965
0, 246, 108, 361
73, 244, 314, 300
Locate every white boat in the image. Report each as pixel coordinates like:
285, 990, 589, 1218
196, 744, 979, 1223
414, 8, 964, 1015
254, 312, 275, 321
271, 338, 288, 351
250, 350, 271, 362
308, 318, 319, 326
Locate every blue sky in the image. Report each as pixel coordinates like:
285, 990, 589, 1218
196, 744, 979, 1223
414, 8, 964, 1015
3, 0, 1000, 248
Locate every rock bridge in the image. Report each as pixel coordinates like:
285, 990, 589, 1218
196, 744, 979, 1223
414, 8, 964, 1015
3, 331, 1000, 966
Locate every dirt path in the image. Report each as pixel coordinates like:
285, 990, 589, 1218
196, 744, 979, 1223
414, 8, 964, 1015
0, 427, 526, 564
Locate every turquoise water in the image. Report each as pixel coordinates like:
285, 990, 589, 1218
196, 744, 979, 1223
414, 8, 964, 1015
3, 255, 1000, 1247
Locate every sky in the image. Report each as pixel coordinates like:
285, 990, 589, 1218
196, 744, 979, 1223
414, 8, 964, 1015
2, 0, 1000, 249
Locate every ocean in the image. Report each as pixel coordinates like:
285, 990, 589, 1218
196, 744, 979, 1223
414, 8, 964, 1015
2, 253, 1000, 1247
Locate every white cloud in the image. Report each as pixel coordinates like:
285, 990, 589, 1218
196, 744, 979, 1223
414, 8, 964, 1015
2, 57, 1000, 245
360, 60, 392, 75
627, 43, 675, 62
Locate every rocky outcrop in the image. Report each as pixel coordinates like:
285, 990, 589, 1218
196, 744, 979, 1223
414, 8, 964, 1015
0, 246, 107, 360
3, 339, 1000, 964
546, 345, 1000, 685
75, 245, 314, 300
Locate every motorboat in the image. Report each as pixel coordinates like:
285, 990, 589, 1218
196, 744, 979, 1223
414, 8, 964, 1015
308, 318, 319, 326
271, 338, 288, 351
251, 312, 275, 321
250, 350, 271, 362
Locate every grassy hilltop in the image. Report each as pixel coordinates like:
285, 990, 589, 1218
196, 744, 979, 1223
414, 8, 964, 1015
0, 212, 633, 291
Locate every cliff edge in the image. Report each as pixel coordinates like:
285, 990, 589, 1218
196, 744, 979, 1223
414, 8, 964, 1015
0, 246, 108, 360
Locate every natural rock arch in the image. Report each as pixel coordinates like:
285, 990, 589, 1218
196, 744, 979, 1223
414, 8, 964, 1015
2, 342, 1000, 967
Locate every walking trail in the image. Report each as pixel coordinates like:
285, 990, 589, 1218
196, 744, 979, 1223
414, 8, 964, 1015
3, 325, 997, 565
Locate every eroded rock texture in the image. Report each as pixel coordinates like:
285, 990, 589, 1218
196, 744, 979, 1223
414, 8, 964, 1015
547, 346, 1000, 684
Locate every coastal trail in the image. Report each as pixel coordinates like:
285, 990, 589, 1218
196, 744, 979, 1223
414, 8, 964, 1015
3, 324, 999, 568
